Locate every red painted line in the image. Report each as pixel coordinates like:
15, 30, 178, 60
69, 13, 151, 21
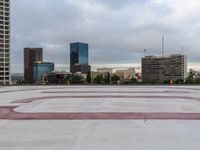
0, 106, 200, 120
1, 89, 200, 120
12, 95, 200, 103
41, 91, 191, 94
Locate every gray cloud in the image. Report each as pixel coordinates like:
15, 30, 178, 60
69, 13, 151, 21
91, 0, 149, 9
11, 0, 200, 73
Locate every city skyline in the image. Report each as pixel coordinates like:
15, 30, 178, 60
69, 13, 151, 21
11, 0, 200, 73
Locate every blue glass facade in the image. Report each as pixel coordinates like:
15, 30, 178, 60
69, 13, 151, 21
33, 62, 54, 81
70, 42, 89, 65
70, 42, 91, 74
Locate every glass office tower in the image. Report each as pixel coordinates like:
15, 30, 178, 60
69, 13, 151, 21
0, 0, 10, 85
33, 62, 54, 82
70, 42, 91, 74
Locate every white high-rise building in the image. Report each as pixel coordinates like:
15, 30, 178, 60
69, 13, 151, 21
142, 54, 187, 82
0, 0, 10, 85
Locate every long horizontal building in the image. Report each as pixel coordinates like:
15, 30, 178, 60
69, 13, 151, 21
142, 54, 187, 82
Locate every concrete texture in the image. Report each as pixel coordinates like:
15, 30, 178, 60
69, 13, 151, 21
0, 86, 200, 150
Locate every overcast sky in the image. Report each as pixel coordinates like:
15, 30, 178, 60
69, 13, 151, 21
11, 0, 200, 73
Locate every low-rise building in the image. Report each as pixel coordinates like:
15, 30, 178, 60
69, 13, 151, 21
46, 71, 84, 84
115, 68, 136, 80
71, 64, 91, 75
189, 69, 200, 80
97, 68, 113, 74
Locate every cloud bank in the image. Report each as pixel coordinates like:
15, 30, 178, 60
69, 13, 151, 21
11, 0, 200, 72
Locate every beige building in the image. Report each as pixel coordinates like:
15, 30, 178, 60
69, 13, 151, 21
91, 71, 99, 80
115, 68, 136, 80
91, 71, 113, 80
0, 0, 10, 85
142, 54, 187, 82
90, 68, 113, 80
97, 68, 113, 74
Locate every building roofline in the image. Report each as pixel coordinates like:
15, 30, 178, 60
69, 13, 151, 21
33, 61, 54, 64
144, 54, 186, 59
70, 42, 88, 45
24, 48, 43, 49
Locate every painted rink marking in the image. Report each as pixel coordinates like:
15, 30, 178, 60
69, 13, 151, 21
41, 91, 191, 94
12, 95, 200, 103
1, 106, 200, 120
0, 95, 200, 120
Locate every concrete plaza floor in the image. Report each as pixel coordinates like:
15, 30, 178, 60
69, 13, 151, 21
0, 86, 200, 150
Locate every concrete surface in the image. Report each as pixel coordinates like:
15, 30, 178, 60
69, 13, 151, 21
0, 86, 200, 150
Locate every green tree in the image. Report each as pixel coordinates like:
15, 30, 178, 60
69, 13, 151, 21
174, 78, 184, 84
163, 80, 171, 85
86, 71, 92, 84
93, 75, 104, 84
129, 77, 138, 84
195, 78, 200, 84
70, 76, 83, 84
111, 75, 120, 84
104, 73, 111, 84
17, 80, 24, 85
185, 74, 194, 84
142, 80, 159, 85
64, 76, 70, 84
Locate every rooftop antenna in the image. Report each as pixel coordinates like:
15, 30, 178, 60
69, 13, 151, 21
144, 49, 147, 57
181, 45, 184, 54
162, 36, 164, 57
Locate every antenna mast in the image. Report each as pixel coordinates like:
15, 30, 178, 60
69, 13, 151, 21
144, 49, 147, 57
162, 36, 164, 57
181, 45, 184, 54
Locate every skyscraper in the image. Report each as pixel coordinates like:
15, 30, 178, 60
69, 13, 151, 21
0, 0, 10, 85
24, 48, 43, 84
70, 42, 91, 74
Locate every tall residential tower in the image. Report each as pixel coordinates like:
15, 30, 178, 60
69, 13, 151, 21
0, 0, 10, 85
